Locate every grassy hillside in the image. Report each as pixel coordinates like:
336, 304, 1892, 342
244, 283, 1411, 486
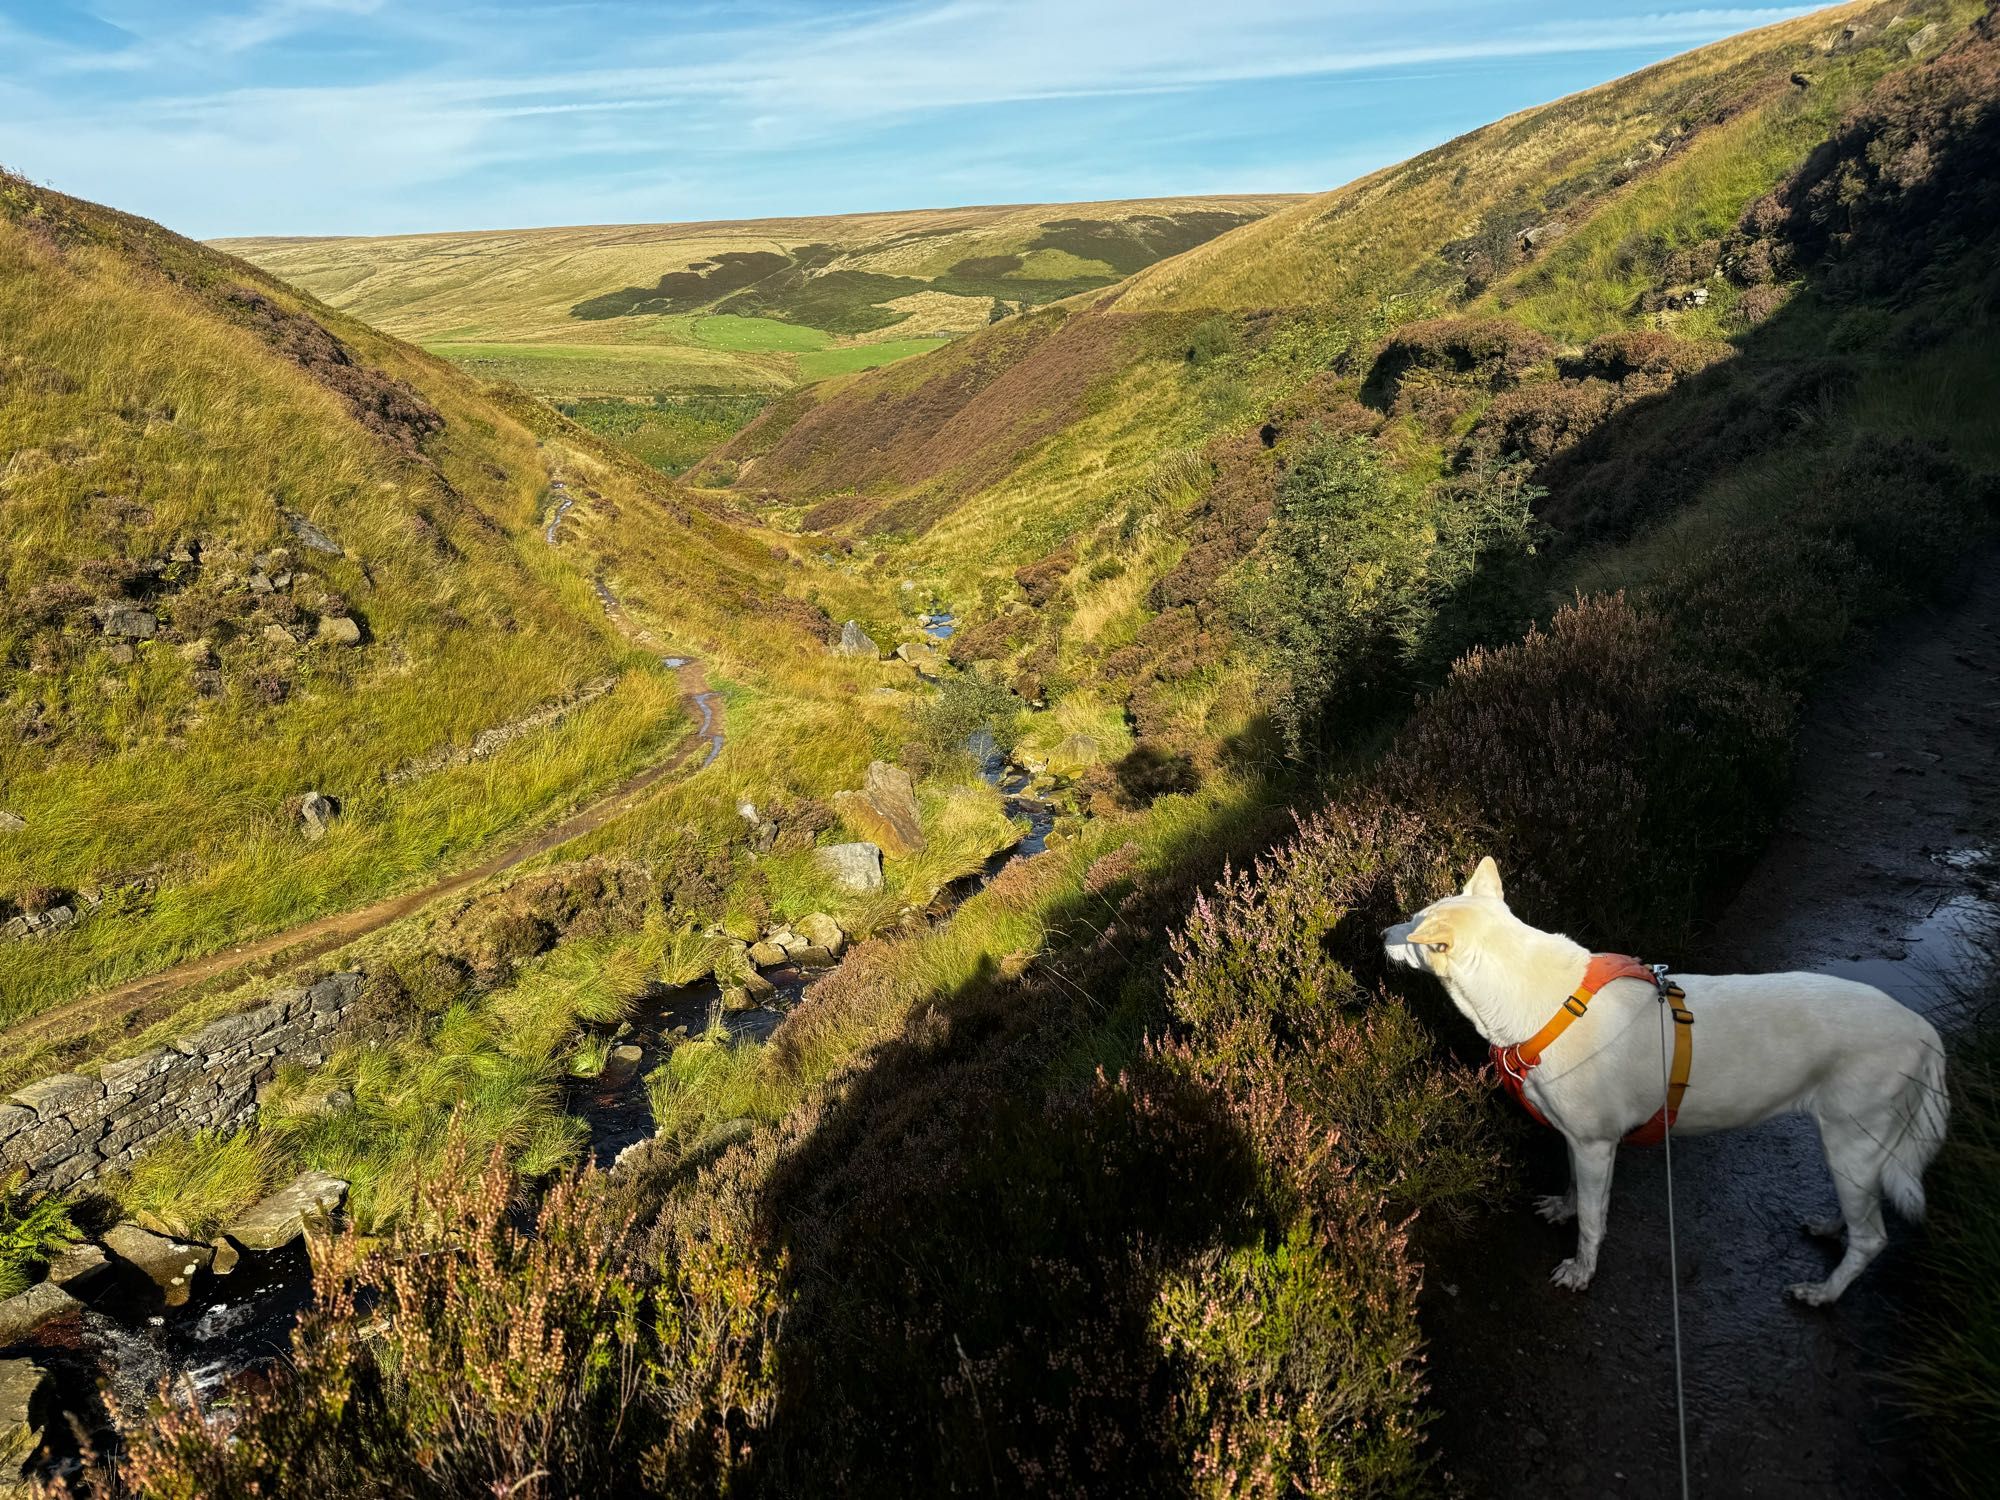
216, 197, 1294, 416
0, 172, 879, 1047
16, 5, 2000, 1495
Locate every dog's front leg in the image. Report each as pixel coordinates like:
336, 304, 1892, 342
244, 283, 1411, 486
1550, 1137, 1617, 1291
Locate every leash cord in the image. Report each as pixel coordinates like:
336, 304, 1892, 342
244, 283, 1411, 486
1658, 993, 1691, 1500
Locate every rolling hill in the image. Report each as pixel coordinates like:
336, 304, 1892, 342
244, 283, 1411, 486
215, 197, 1295, 407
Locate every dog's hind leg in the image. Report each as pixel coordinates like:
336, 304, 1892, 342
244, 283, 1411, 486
1788, 1114, 1890, 1306
1550, 1137, 1616, 1291
1535, 1140, 1578, 1223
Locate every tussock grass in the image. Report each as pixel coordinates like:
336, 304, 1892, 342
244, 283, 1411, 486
100, 1128, 280, 1241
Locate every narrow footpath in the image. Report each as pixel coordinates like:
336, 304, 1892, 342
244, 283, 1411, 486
1426, 567, 2000, 1498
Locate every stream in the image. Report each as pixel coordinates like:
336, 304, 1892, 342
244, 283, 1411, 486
10, 612, 1063, 1484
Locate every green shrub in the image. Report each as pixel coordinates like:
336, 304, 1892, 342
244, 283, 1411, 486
911, 669, 1021, 761
1186, 315, 1241, 367
0, 1170, 79, 1299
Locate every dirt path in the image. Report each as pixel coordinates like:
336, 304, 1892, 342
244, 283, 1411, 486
3, 581, 724, 1069
1425, 568, 2000, 1498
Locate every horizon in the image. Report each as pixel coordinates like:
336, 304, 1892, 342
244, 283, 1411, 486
0, 0, 1825, 240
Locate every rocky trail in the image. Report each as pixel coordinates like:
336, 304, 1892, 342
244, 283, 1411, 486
1426, 567, 2000, 1498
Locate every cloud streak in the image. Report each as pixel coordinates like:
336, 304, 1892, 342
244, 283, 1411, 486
0, 1, 1825, 235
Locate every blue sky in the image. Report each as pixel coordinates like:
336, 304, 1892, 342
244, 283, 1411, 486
0, 1, 1824, 238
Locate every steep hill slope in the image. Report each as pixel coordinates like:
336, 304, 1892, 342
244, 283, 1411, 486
707, 0, 1994, 767
0, 173, 838, 1038
216, 197, 1295, 408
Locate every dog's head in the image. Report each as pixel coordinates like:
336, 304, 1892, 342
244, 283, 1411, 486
1382, 855, 1509, 978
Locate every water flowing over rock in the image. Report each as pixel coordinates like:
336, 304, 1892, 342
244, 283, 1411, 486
833, 760, 926, 858
816, 841, 884, 891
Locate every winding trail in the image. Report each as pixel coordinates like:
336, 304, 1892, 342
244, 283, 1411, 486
3, 572, 725, 1072
1426, 567, 2000, 1498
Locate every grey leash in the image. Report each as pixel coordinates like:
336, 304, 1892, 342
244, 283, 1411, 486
1654, 966, 1691, 1500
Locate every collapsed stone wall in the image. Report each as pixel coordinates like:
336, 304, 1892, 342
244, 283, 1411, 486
0, 972, 358, 1196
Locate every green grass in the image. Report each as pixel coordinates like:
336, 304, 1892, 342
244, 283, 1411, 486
101, 1128, 280, 1242
796, 337, 950, 381
0, 1172, 80, 1299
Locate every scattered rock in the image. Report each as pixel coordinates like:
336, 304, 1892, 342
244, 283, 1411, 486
0, 812, 22, 832
795, 912, 845, 955
1907, 21, 1940, 55
0, 1357, 51, 1479
315, 615, 362, 647
102, 1222, 213, 1307
282, 509, 345, 557
816, 841, 884, 892
298, 791, 340, 840
222, 1171, 347, 1252
600, 1044, 645, 1087
0, 1282, 79, 1347
736, 800, 760, 825
1520, 221, 1568, 254
748, 939, 786, 968
92, 602, 157, 640
262, 622, 299, 646
792, 945, 838, 969
211, 1239, 241, 1276
834, 620, 880, 658
833, 760, 926, 858
740, 970, 777, 1002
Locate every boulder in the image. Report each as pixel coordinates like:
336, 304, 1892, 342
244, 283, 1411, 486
0, 1283, 79, 1347
740, 970, 777, 1002
791, 945, 838, 969
102, 1222, 213, 1307
262, 623, 299, 647
832, 761, 926, 859
316, 615, 362, 647
1045, 733, 1103, 778
747, 940, 787, 968
795, 912, 846, 955
47, 1241, 109, 1293
815, 842, 884, 892
834, 620, 880, 658
298, 791, 340, 840
1, 1357, 51, 1479
0, 812, 23, 832
92, 602, 157, 640
211, 1239, 241, 1276
222, 1171, 348, 1252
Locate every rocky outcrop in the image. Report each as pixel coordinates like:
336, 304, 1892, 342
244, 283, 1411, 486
816, 842, 884, 892
221, 1171, 347, 1252
1045, 733, 1103, 777
0, 972, 358, 1197
834, 620, 880, 658
92, 602, 157, 640
832, 761, 926, 859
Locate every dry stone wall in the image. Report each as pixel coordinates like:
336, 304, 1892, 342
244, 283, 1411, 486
0, 972, 358, 1196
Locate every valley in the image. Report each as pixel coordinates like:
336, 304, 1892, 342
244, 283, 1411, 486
4, 1, 1999, 1495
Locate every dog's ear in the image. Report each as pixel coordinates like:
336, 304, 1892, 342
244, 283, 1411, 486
1407, 912, 1455, 951
1463, 856, 1503, 901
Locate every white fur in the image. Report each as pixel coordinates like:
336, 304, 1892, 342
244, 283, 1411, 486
1384, 857, 1949, 1303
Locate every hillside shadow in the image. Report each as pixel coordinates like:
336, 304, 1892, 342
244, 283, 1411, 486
733, 785, 1294, 1495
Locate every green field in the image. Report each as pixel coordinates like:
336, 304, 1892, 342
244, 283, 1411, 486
218, 197, 1296, 405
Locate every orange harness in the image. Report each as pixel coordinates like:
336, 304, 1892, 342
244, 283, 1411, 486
1491, 953, 1694, 1146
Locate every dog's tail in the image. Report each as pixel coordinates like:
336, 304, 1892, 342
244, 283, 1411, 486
1882, 1034, 1950, 1222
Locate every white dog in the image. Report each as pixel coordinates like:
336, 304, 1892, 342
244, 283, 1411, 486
1384, 857, 1948, 1303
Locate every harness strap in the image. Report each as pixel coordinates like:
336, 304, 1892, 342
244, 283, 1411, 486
1491, 954, 1693, 1145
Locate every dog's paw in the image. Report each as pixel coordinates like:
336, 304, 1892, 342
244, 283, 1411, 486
1800, 1215, 1844, 1240
1549, 1257, 1595, 1292
1534, 1194, 1577, 1224
1786, 1279, 1838, 1307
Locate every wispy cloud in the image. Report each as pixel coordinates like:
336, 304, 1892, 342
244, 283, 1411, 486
0, 1, 1824, 235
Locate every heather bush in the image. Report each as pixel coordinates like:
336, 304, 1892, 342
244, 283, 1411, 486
1383, 594, 1789, 949
90, 1137, 780, 1500
1363, 317, 1554, 406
